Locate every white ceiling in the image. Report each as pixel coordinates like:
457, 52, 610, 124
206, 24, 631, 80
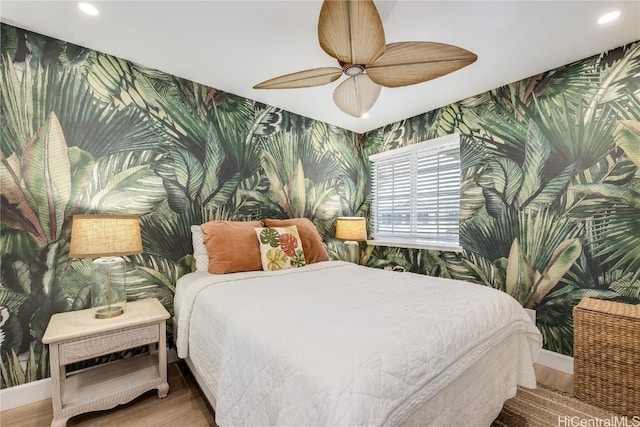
1, 1, 639, 134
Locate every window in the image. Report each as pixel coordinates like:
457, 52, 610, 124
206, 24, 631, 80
369, 134, 461, 252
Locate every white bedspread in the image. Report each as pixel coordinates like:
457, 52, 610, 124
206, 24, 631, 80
174, 261, 542, 426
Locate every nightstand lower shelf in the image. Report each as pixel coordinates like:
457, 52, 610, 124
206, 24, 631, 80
61, 354, 166, 412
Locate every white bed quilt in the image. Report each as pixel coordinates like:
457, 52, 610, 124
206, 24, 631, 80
175, 261, 542, 426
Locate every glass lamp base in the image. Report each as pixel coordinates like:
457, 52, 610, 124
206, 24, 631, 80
92, 256, 126, 319
344, 240, 361, 264
95, 305, 124, 319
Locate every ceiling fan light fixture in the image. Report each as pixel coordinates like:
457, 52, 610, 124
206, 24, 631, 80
344, 65, 365, 76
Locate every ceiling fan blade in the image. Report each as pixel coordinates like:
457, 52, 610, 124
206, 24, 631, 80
333, 74, 381, 117
254, 67, 343, 89
366, 42, 478, 88
318, 0, 385, 66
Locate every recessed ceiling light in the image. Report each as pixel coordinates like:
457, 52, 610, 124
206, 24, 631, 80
598, 10, 621, 24
360, 112, 370, 119
78, 2, 99, 16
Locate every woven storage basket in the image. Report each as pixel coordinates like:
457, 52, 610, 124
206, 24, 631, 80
573, 298, 640, 417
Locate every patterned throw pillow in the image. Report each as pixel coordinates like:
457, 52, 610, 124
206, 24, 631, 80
255, 226, 306, 271
263, 218, 329, 264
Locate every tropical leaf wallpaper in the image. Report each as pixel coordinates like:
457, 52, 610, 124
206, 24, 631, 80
362, 41, 640, 356
0, 23, 638, 389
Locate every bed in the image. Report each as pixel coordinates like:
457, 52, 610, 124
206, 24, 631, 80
174, 260, 542, 427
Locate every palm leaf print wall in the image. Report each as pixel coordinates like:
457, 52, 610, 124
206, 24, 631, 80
1, 23, 638, 389
363, 42, 640, 355
0, 24, 363, 388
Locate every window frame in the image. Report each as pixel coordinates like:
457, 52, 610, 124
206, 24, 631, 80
368, 133, 462, 253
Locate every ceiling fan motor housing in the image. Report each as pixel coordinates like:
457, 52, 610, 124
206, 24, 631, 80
344, 64, 365, 76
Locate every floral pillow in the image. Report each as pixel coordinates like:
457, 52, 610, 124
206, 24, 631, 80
255, 226, 306, 271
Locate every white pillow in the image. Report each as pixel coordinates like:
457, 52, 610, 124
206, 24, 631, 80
191, 225, 208, 272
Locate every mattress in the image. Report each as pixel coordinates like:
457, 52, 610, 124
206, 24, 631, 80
175, 261, 542, 426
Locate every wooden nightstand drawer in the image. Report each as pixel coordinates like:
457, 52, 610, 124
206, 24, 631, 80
59, 323, 159, 364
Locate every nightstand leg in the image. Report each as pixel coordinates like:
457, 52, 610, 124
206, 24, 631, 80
157, 320, 169, 398
51, 417, 70, 427
49, 343, 68, 426
157, 382, 169, 399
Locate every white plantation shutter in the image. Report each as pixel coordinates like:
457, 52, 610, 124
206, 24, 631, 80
369, 134, 461, 250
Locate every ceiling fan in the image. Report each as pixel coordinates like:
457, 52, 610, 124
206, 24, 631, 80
253, 0, 478, 118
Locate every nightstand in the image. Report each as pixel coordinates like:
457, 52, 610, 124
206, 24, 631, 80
42, 298, 170, 427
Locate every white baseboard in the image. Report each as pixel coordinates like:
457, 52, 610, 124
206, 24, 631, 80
0, 347, 178, 412
536, 348, 574, 375
0, 376, 52, 412
522, 308, 574, 375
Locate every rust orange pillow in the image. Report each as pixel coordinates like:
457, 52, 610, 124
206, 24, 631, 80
263, 218, 329, 264
201, 220, 264, 274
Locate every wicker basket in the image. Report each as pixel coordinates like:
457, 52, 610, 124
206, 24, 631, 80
573, 298, 640, 417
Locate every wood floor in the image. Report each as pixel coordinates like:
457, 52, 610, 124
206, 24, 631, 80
0, 362, 574, 427
0, 362, 216, 427
534, 363, 573, 395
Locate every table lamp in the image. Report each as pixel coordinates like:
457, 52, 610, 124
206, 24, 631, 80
335, 217, 367, 264
69, 215, 142, 318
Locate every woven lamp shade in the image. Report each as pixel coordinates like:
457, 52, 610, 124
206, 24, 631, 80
69, 215, 143, 258
335, 217, 367, 241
